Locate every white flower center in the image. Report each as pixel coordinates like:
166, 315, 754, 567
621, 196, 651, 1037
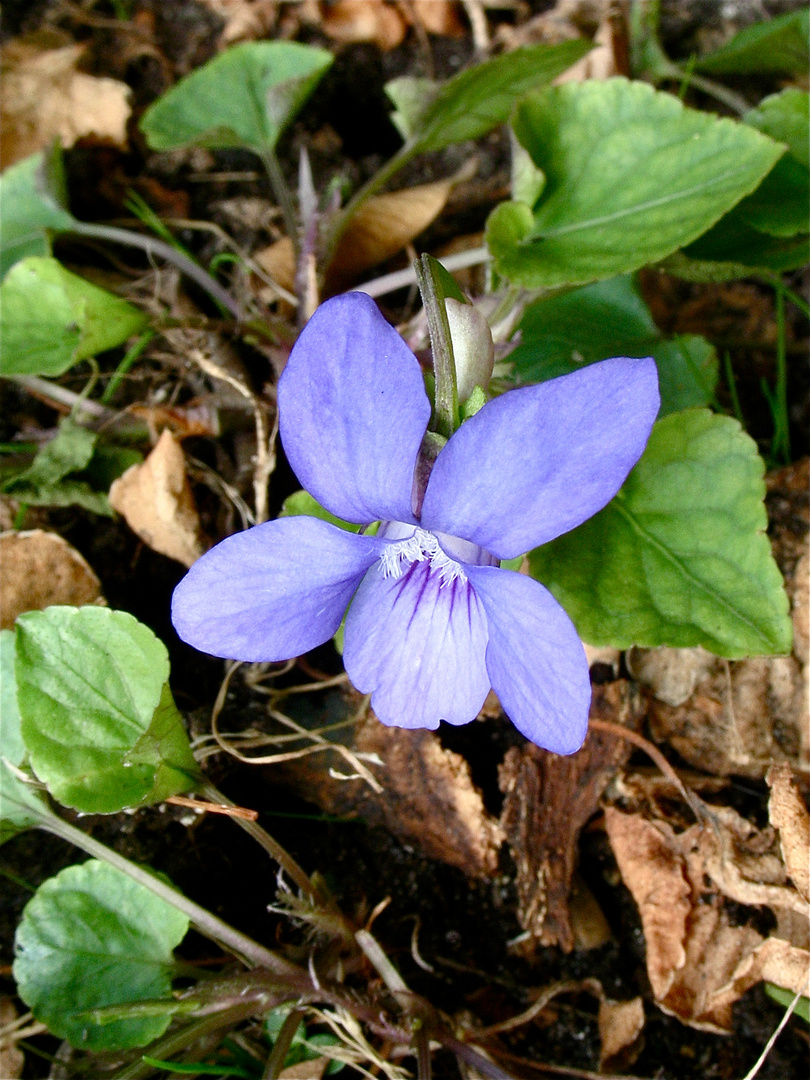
379, 527, 466, 585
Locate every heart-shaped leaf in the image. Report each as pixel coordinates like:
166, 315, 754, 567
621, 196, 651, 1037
15, 606, 201, 813
14, 859, 188, 1050
140, 41, 333, 154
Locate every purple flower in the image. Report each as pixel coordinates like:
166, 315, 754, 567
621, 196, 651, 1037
172, 293, 659, 753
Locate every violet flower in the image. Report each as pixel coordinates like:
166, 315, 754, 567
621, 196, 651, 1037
172, 293, 659, 754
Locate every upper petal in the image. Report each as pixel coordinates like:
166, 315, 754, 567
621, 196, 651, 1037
278, 293, 431, 525
172, 516, 382, 662
465, 565, 590, 754
343, 559, 490, 729
421, 356, 660, 559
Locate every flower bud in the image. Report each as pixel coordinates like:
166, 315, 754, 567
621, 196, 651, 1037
445, 298, 495, 405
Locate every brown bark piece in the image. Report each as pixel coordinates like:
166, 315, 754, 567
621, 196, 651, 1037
270, 709, 503, 877
109, 429, 205, 568
498, 681, 643, 952
768, 762, 810, 901
0, 530, 104, 629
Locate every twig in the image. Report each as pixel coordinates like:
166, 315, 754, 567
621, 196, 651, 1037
738, 981, 810, 1080
164, 795, 258, 821
588, 717, 708, 822
472, 979, 600, 1039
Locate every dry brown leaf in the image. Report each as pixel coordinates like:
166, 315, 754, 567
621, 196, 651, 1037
256, 176, 459, 295
407, 0, 465, 36
554, 13, 618, 83
598, 996, 645, 1072
321, 0, 406, 49
109, 429, 205, 568
605, 798, 809, 1031
0, 530, 104, 629
498, 681, 643, 953
768, 762, 810, 901
268, 705, 503, 876
198, 0, 279, 43
0, 40, 131, 166
279, 1058, 327, 1080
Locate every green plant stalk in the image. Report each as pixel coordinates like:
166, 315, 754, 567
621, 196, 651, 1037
36, 810, 298, 976
101, 329, 156, 405
772, 283, 790, 464
262, 1006, 306, 1080
259, 148, 300, 261
69, 221, 241, 320
415, 255, 459, 438
112, 1005, 262, 1080
722, 351, 745, 428
201, 782, 354, 943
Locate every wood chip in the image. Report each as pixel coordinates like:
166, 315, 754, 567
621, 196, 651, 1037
109, 429, 205, 568
498, 681, 643, 952
0, 530, 104, 629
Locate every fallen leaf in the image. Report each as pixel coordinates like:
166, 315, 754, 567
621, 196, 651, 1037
256, 174, 461, 295
279, 1058, 327, 1080
198, 0, 280, 44
498, 681, 643, 952
768, 762, 810, 901
598, 995, 645, 1072
321, 0, 406, 50
0, 530, 104, 629
109, 429, 205, 568
555, 13, 619, 83
1, 39, 131, 166
406, 1, 465, 37
605, 796, 810, 1031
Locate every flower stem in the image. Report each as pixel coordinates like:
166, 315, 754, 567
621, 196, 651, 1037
69, 221, 241, 320
415, 254, 459, 438
37, 812, 297, 975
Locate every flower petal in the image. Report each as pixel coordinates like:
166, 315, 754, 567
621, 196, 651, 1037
465, 565, 590, 754
172, 516, 382, 662
343, 560, 490, 729
421, 356, 660, 559
279, 293, 431, 525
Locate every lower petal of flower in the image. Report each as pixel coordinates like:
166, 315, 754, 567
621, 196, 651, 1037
343, 557, 490, 729
465, 565, 591, 754
171, 516, 382, 662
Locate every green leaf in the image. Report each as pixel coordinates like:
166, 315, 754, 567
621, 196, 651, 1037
740, 88, 809, 238
395, 39, 591, 156
2, 417, 112, 516
694, 8, 809, 75
0, 147, 75, 279
508, 275, 718, 416
15, 606, 201, 814
0, 256, 148, 377
13, 859, 188, 1050
0, 630, 49, 844
528, 409, 792, 657
486, 78, 785, 288
140, 41, 333, 154
280, 490, 366, 533
683, 217, 809, 272
764, 984, 810, 1024
385, 77, 440, 141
